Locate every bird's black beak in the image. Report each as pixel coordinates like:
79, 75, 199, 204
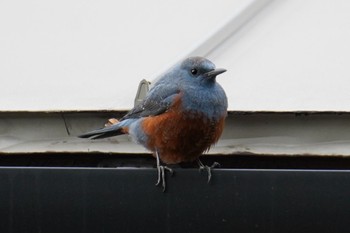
205, 68, 227, 78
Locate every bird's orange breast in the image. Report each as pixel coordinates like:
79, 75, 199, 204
141, 97, 226, 164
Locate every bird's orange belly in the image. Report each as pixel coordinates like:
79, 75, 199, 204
141, 109, 225, 164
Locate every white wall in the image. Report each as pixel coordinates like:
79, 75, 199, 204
1, 0, 350, 111
0, 0, 245, 111
210, 0, 350, 111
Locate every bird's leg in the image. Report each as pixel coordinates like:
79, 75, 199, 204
197, 159, 220, 183
155, 149, 173, 192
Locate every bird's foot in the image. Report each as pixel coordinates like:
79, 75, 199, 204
155, 149, 174, 192
155, 165, 174, 192
197, 159, 220, 183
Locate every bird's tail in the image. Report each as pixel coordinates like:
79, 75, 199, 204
78, 123, 125, 140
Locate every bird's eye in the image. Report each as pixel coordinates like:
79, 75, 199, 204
190, 68, 198, 76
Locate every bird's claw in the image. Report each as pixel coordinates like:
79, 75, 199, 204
155, 149, 174, 192
198, 160, 220, 183
210, 161, 221, 169
155, 165, 173, 192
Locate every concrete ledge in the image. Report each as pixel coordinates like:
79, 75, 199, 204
1, 111, 350, 156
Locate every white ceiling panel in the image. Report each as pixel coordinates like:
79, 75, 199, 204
0, 0, 248, 111
210, 0, 350, 111
2, 0, 349, 112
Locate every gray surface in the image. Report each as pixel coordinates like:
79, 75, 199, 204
1, 111, 350, 156
1, 167, 349, 233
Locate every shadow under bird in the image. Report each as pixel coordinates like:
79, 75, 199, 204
79, 56, 228, 191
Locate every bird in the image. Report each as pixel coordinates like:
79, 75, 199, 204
79, 56, 228, 191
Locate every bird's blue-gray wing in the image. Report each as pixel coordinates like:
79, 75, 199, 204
120, 84, 180, 120
78, 84, 180, 139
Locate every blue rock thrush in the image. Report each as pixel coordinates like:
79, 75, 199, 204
79, 56, 228, 191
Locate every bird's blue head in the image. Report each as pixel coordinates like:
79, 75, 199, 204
179, 57, 226, 86
153, 56, 227, 118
